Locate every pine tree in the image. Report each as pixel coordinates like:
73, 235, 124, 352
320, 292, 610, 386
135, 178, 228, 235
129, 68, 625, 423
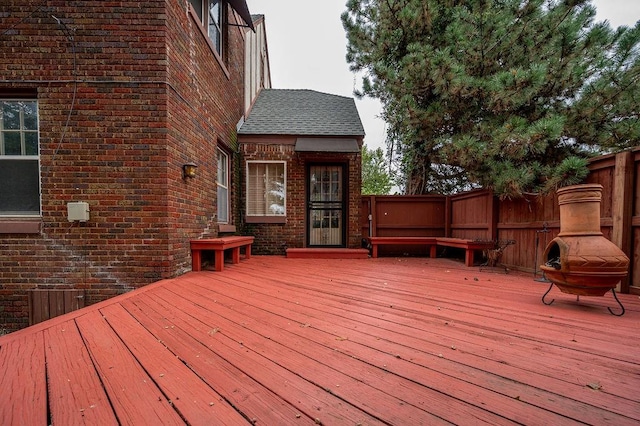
343, 0, 640, 197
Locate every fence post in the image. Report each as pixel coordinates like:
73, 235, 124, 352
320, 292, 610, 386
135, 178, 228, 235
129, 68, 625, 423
370, 195, 377, 237
445, 196, 452, 237
611, 150, 633, 293
488, 191, 499, 241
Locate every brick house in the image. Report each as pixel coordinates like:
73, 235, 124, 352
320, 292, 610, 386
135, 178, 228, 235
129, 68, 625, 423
0, 0, 269, 332
0, 0, 367, 333
238, 89, 365, 254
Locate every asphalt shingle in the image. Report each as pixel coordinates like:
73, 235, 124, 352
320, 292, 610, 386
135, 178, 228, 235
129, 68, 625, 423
239, 89, 365, 137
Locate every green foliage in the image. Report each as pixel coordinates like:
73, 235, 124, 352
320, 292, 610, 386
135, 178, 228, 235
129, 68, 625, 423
343, 0, 640, 198
362, 144, 394, 194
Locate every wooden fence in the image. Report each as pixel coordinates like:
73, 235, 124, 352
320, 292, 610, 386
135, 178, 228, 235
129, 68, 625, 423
361, 148, 639, 294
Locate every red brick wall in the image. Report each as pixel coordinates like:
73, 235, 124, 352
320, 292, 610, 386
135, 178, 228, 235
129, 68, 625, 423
241, 140, 363, 254
0, 0, 245, 332
164, 1, 246, 268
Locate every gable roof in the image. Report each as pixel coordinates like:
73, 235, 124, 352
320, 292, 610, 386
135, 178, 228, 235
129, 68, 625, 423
239, 89, 365, 137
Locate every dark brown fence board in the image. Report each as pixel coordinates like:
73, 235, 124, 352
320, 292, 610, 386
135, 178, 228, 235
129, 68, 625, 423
496, 229, 532, 272
633, 228, 640, 295
449, 190, 493, 239
631, 149, 640, 294
635, 150, 640, 218
499, 194, 559, 226
361, 195, 445, 256
589, 172, 615, 219
610, 152, 634, 291
361, 196, 372, 238
364, 195, 446, 238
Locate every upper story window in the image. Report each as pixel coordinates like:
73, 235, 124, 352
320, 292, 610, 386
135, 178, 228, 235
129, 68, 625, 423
208, 1, 223, 54
0, 99, 40, 216
190, 0, 225, 57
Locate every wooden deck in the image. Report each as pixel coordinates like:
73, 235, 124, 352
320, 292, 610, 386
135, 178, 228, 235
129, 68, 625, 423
1, 256, 639, 425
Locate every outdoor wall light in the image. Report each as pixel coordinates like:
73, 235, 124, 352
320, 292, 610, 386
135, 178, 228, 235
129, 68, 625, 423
183, 162, 198, 179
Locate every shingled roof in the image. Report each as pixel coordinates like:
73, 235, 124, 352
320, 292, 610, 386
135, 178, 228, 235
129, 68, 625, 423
239, 89, 365, 137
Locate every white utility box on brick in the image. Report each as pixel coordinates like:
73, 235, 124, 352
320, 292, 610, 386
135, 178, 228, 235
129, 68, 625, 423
67, 201, 90, 222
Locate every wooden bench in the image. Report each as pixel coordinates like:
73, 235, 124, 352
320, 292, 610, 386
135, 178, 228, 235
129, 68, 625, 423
366, 236, 496, 267
190, 236, 254, 272
435, 238, 496, 267
367, 236, 437, 259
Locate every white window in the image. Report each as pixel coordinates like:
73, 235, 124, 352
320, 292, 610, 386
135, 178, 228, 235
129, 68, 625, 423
189, 0, 224, 56
0, 100, 40, 216
217, 148, 229, 223
208, 0, 223, 54
246, 161, 286, 218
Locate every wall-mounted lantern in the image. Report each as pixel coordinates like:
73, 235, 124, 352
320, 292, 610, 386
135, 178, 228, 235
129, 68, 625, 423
183, 162, 198, 179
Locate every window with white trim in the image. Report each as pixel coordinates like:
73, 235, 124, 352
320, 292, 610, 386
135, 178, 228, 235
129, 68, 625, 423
246, 161, 286, 218
189, 0, 225, 56
217, 148, 229, 223
0, 99, 40, 216
208, 1, 223, 53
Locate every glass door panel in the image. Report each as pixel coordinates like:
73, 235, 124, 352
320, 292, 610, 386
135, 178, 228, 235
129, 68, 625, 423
308, 165, 344, 246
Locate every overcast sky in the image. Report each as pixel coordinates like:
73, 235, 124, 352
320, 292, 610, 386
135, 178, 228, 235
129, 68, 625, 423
244, 0, 640, 151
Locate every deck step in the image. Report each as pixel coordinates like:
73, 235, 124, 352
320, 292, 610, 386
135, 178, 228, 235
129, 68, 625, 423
286, 248, 370, 259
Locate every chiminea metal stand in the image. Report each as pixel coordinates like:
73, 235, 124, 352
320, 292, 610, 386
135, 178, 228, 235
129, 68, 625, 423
541, 282, 625, 316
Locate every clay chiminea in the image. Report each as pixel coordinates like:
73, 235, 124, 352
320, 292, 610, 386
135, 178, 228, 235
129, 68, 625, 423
539, 184, 629, 314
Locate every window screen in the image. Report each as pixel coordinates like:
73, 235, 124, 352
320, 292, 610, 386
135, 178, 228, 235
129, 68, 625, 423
247, 162, 285, 216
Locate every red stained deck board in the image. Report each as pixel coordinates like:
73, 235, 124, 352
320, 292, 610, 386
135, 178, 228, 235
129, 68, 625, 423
239, 258, 639, 360
212, 259, 638, 357
177, 274, 633, 425
118, 296, 318, 426
181, 258, 640, 424
44, 321, 118, 425
0, 332, 47, 425
74, 310, 186, 425
98, 303, 248, 426
179, 280, 624, 423
159, 281, 513, 425
362, 274, 635, 347
132, 288, 393, 425
2, 256, 640, 425
235, 268, 639, 398
265, 262, 640, 382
